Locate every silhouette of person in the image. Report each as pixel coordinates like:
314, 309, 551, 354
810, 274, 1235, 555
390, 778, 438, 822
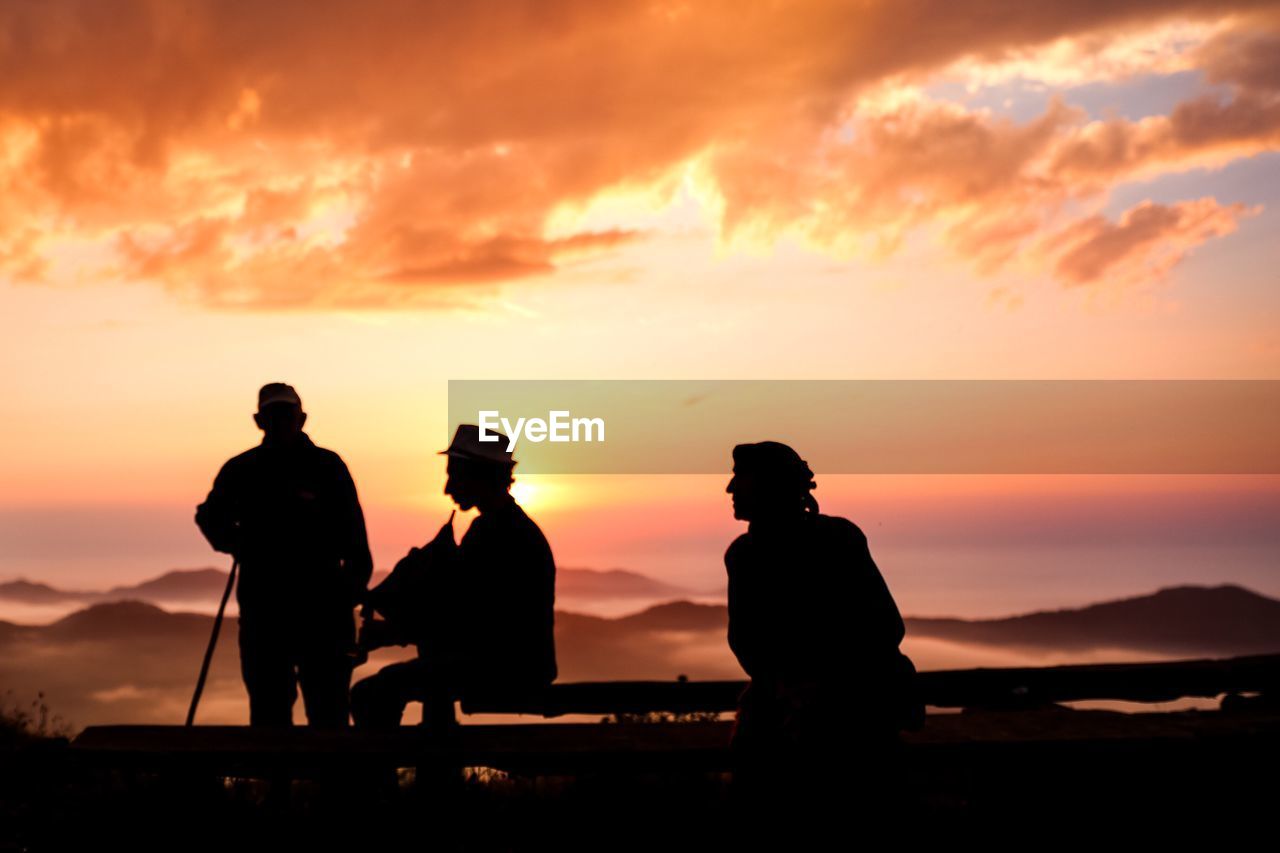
350, 424, 557, 730
195, 383, 372, 727
723, 441, 915, 837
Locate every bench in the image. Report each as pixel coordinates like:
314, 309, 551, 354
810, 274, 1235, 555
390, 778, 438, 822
67, 654, 1280, 778
458, 652, 1280, 716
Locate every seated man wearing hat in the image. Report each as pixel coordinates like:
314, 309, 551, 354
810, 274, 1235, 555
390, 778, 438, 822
350, 424, 557, 729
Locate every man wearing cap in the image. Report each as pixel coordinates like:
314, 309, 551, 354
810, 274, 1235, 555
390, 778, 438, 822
723, 440, 918, 837
195, 383, 373, 727
350, 424, 557, 729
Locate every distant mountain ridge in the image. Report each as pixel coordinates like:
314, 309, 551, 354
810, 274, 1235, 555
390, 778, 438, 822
554, 568, 702, 600
4, 584, 1280, 728
45, 599, 216, 641
0, 569, 229, 604
906, 584, 1280, 656
1, 566, 698, 607
5, 583, 1279, 658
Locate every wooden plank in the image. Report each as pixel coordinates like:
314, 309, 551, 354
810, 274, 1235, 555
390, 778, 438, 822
460, 653, 1280, 715
70, 722, 734, 756
460, 680, 744, 716
68, 708, 1280, 777
918, 652, 1280, 708
70, 722, 736, 775
62, 654, 1280, 779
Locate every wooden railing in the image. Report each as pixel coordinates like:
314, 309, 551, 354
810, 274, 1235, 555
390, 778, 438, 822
459, 652, 1280, 716
64, 654, 1280, 778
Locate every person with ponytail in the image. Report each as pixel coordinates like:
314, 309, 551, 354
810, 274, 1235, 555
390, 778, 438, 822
723, 441, 920, 839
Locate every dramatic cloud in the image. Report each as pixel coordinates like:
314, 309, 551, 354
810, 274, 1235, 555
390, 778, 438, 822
1048, 198, 1256, 286
0, 0, 1276, 307
707, 7, 1280, 289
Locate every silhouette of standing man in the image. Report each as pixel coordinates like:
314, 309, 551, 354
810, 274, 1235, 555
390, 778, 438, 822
195, 383, 372, 727
723, 441, 917, 838
351, 424, 556, 729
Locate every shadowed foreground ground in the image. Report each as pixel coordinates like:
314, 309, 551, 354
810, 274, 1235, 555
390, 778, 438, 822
4, 704, 1278, 851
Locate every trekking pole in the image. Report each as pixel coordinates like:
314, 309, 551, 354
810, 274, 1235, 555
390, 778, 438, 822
185, 559, 239, 726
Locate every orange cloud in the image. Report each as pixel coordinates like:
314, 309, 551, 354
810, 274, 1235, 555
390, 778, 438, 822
1196, 19, 1280, 91
1047, 198, 1256, 287
706, 8, 1280, 289
0, 0, 1276, 306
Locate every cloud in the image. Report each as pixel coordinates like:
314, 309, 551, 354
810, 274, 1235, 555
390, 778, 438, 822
703, 11, 1280, 289
1048, 93, 1280, 186
938, 18, 1224, 88
706, 95, 1088, 258
0, 227, 45, 282
0, 0, 1276, 306
701, 86, 1270, 287
1047, 198, 1257, 286
1196, 17, 1280, 91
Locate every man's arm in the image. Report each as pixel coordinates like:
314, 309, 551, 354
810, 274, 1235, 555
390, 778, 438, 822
523, 529, 558, 683
195, 462, 241, 556
725, 540, 767, 679
334, 458, 374, 603
357, 609, 416, 652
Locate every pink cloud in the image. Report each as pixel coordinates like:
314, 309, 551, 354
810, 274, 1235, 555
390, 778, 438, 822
1048, 198, 1257, 287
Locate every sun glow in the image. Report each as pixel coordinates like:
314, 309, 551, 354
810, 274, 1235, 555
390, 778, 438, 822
509, 480, 541, 510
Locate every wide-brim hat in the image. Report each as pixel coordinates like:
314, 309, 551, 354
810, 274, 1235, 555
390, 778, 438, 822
439, 424, 516, 466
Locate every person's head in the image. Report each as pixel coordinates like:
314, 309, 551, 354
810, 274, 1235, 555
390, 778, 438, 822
439, 424, 517, 512
253, 383, 306, 443
726, 441, 819, 522
444, 455, 516, 511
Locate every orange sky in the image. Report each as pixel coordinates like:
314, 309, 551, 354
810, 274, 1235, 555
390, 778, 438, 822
2, 1, 1279, 617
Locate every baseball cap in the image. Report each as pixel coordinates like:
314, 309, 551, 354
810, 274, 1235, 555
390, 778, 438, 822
257, 382, 302, 411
